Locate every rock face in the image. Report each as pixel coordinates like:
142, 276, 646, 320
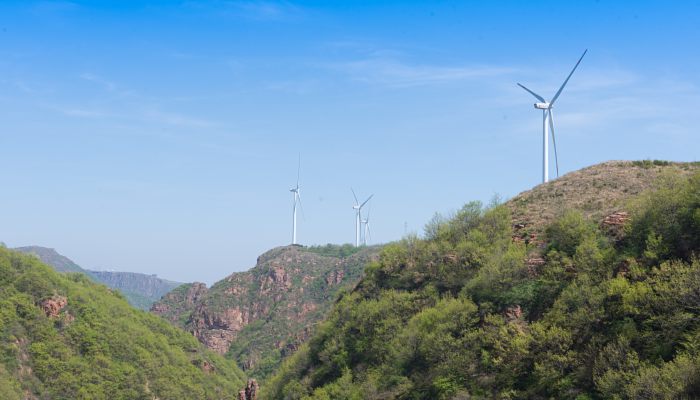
151, 245, 380, 379
239, 379, 259, 400
40, 295, 67, 318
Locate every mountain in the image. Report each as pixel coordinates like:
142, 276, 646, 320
264, 161, 700, 399
0, 245, 247, 399
151, 244, 381, 380
14, 246, 182, 310
14, 246, 87, 274
87, 270, 182, 310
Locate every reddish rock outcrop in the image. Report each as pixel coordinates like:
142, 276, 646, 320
325, 269, 344, 286
150, 282, 208, 322
601, 211, 630, 241
41, 295, 67, 318
239, 379, 259, 400
151, 245, 380, 376
505, 305, 523, 321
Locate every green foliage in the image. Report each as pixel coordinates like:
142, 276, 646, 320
0, 247, 246, 399
264, 172, 700, 399
631, 159, 671, 168
625, 172, 700, 263
304, 244, 363, 258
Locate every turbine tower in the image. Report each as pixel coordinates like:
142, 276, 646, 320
361, 204, 372, 246
518, 49, 587, 183
290, 157, 302, 245
351, 189, 373, 247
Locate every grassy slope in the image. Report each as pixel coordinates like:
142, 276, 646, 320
507, 160, 700, 231
0, 246, 246, 399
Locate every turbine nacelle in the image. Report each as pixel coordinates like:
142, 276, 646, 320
534, 102, 550, 110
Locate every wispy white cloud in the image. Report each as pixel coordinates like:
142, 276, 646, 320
50, 106, 114, 119
80, 73, 117, 91
142, 109, 217, 128
184, 1, 305, 21
327, 58, 518, 88
30, 1, 79, 14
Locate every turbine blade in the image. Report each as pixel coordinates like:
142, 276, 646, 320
517, 83, 545, 102
360, 194, 373, 209
549, 49, 587, 106
351, 188, 359, 205
548, 110, 560, 178
367, 223, 372, 244
296, 154, 301, 188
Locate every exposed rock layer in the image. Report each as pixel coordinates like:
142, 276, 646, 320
151, 245, 380, 379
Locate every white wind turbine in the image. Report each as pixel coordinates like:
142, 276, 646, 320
290, 157, 303, 245
351, 189, 373, 247
361, 203, 372, 246
518, 49, 587, 183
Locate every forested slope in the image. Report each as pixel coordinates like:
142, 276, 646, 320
152, 244, 380, 381
265, 164, 700, 399
0, 247, 246, 399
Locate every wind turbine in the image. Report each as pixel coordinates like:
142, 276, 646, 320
290, 156, 303, 245
361, 203, 372, 246
518, 49, 587, 183
351, 189, 373, 247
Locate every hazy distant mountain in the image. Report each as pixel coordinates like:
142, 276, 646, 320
14, 246, 87, 274
13, 246, 182, 310
88, 270, 182, 310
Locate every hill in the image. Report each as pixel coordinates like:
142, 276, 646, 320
14, 246, 182, 310
507, 160, 700, 234
264, 161, 700, 399
151, 244, 380, 380
0, 246, 247, 399
14, 246, 86, 274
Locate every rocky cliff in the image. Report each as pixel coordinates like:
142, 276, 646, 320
151, 244, 380, 379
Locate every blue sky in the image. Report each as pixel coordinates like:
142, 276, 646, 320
1, 1, 698, 284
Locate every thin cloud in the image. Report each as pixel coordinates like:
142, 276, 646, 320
142, 109, 217, 128
327, 58, 518, 88
188, 1, 305, 21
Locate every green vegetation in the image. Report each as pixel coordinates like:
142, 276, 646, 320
0, 247, 246, 399
14, 246, 183, 310
304, 244, 364, 258
631, 159, 671, 168
152, 245, 380, 382
264, 172, 700, 399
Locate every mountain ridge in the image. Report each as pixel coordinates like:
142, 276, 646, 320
151, 244, 381, 380
14, 246, 182, 310
263, 160, 700, 399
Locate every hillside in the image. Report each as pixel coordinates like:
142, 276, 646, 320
0, 246, 247, 399
507, 160, 700, 235
265, 161, 700, 399
151, 244, 380, 380
14, 246, 182, 310
14, 246, 86, 274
